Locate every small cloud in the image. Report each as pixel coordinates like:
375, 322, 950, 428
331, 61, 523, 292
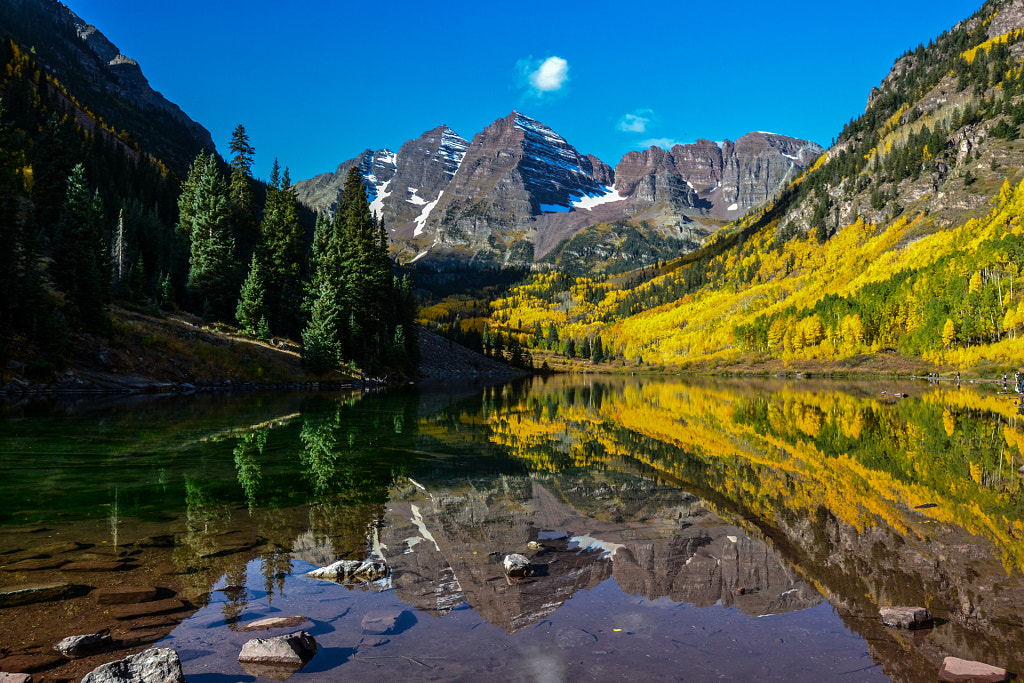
639, 138, 683, 149
517, 56, 570, 98
618, 109, 655, 133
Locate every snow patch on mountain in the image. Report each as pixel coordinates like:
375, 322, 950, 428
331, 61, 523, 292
369, 179, 392, 218
572, 185, 626, 210
407, 188, 428, 206
414, 191, 443, 236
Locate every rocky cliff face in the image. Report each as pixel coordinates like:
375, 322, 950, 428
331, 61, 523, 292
294, 112, 823, 269
0, 0, 214, 173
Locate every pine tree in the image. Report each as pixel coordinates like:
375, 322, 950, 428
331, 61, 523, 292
592, 335, 604, 363
185, 156, 237, 320
260, 160, 306, 337
31, 113, 74, 239
236, 253, 268, 336
228, 124, 258, 264
0, 98, 34, 357
52, 164, 108, 329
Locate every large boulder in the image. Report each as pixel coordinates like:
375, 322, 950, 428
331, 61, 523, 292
238, 631, 317, 680
81, 648, 184, 683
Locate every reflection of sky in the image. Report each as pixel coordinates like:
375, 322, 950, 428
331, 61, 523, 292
160, 557, 886, 682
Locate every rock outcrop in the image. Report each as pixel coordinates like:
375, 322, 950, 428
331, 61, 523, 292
294, 111, 823, 269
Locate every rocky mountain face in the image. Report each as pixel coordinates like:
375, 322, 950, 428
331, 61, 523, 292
0, 0, 214, 173
293, 111, 823, 269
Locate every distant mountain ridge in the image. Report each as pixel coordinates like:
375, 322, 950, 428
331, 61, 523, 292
294, 112, 824, 269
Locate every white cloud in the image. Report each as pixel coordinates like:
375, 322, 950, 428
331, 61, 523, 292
639, 138, 683, 149
618, 109, 655, 133
517, 56, 569, 98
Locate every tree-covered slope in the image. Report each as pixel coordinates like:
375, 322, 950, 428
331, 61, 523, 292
483, 0, 1024, 372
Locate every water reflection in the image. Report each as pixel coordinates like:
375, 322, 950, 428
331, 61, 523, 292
0, 378, 1022, 681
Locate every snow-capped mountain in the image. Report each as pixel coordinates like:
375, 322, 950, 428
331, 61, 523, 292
293, 112, 823, 269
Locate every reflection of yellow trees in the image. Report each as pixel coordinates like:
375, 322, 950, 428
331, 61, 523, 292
473, 379, 1024, 573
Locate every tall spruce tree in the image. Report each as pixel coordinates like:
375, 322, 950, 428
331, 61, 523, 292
260, 160, 306, 337
236, 253, 268, 337
0, 98, 37, 357
228, 124, 258, 264
52, 164, 108, 329
184, 154, 237, 320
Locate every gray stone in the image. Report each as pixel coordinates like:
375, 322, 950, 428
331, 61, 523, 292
937, 656, 1007, 682
237, 616, 311, 632
879, 605, 933, 629
0, 583, 74, 607
238, 631, 317, 666
503, 553, 532, 578
0, 674, 32, 683
54, 633, 112, 659
81, 648, 184, 683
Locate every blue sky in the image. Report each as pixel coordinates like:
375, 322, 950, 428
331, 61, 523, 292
64, 0, 982, 182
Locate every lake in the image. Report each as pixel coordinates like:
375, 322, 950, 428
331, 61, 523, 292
1, 375, 1022, 682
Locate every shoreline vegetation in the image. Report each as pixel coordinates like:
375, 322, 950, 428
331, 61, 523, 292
3, 305, 1021, 398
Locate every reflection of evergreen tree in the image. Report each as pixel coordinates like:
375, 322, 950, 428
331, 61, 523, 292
261, 550, 293, 604
299, 402, 342, 496
221, 566, 248, 626
233, 428, 268, 510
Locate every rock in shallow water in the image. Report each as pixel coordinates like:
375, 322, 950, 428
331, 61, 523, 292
304, 559, 388, 583
0, 583, 77, 607
879, 605, 933, 629
503, 553, 532, 578
937, 656, 1007, 682
54, 633, 112, 658
238, 631, 318, 665
238, 616, 311, 632
81, 648, 184, 683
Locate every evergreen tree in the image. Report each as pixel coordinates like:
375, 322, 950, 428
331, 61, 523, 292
52, 164, 108, 329
260, 160, 306, 337
0, 98, 36, 357
228, 124, 258, 264
592, 335, 604, 363
236, 253, 268, 336
31, 113, 75, 239
185, 155, 237, 320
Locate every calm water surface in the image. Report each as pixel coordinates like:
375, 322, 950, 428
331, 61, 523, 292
1, 376, 1023, 682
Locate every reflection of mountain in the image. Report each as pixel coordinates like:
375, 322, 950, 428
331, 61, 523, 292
455, 375, 1024, 680
377, 472, 820, 632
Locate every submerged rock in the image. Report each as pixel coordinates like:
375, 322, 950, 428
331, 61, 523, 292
92, 586, 159, 605
360, 610, 407, 635
304, 559, 389, 583
54, 633, 112, 659
238, 616, 311, 632
81, 648, 184, 683
503, 553, 532, 578
238, 631, 317, 680
0, 583, 77, 607
937, 656, 1007, 682
879, 605, 933, 629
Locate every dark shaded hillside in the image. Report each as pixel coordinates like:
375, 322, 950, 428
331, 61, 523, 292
0, 0, 214, 175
